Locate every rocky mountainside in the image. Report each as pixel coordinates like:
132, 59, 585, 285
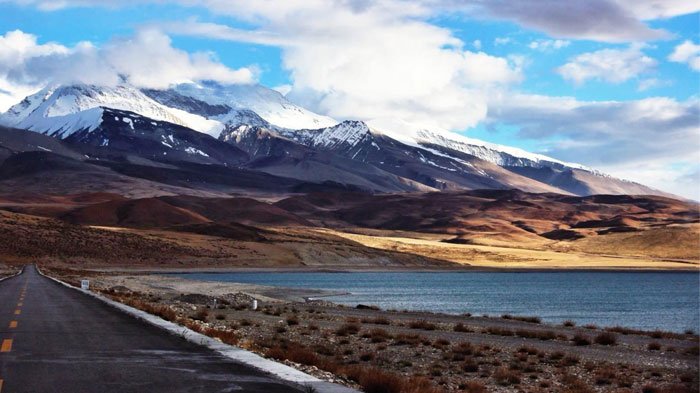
0, 81, 672, 197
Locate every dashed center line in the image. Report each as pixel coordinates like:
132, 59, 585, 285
0, 339, 12, 352
8, 321, 17, 329
13, 310, 20, 315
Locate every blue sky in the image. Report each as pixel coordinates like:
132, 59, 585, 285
0, 0, 698, 198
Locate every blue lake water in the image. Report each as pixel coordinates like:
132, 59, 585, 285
174, 271, 700, 333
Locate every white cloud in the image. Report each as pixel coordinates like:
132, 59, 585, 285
472, 39, 482, 50
272, 84, 292, 96
528, 39, 570, 51
557, 45, 656, 85
10, 0, 699, 44
494, 37, 512, 46
486, 93, 700, 198
161, 5, 523, 130
0, 28, 256, 111
668, 40, 700, 71
636, 78, 671, 91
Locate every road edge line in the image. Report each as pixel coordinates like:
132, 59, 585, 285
36, 267, 360, 393
0, 266, 24, 283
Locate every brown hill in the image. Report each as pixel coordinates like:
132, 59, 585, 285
61, 198, 210, 228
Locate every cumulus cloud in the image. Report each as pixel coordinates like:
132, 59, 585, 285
486, 93, 700, 198
160, 4, 523, 130
557, 45, 657, 85
0, 28, 256, 110
668, 40, 700, 71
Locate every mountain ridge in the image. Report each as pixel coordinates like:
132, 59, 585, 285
0, 81, 676, 198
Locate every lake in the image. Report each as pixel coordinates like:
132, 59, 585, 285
173, 271, 700, 333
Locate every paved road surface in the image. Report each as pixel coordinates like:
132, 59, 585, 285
0, 266, 302, 393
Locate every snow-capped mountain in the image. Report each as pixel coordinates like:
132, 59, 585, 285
0, 81, 671, 197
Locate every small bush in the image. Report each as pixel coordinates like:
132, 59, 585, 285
453, 322, 472, 332
461, 381, 487, 393
215, 313, 226, 320
462, 358, 479, 372
359, 352, 374, 361
572, 334, 592, 346
393, 333, 423, 346
355, 367, 403, 393
594, 332, 618, 346
286, 316, 299, 326
485, 326, 514, 336
493, 367, 521, 386
563, 320, 576, 327
647, 341, 661, 351
408, 320, 437, 330
368, 328, 392, 343
336, 323, 361, 336
516, 329, 556, 340
192, 309, 209, 321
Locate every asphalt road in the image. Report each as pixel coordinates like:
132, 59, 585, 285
0, 266, 302, 393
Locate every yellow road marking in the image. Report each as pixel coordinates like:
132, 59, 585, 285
0, 378, 4, 392
13, 310, 20, 315
0, 340, 12, 352
8, 321, 17, 329
16, 303, 22, 307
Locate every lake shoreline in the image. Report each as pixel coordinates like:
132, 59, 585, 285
45, 266, 700, 393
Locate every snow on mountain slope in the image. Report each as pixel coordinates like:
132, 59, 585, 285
165, 81, 338, 130
0, 84, 222, 138
365, 118, 587, 170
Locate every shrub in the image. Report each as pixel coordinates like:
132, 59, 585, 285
594, 332, 618, 346
461, 381, 487, 393
192, 309, 209, 321
647, 341, 661, 351
408, 320, 437, 330
286, 316, 299, 326
215, 313, 226, 320
595, 369, 615, 385
348, 367, 404, 393
368, 328, 392, 343
561, 374, 595, 393
359, 352, 374, 361
453, 322, 472, 332
572, 334, 592, 346
563, 320, 576, 327
516, 329, 556, 340
275, 325, 287, 333
393, 333, 422, 346
493, 367, 521, 386
203, 327, 238, 345
462, 358, 479, 372
485, 326, 514, 336
336, 323, 361, 336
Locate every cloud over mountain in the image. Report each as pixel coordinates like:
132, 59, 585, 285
0, 28, 256, 110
